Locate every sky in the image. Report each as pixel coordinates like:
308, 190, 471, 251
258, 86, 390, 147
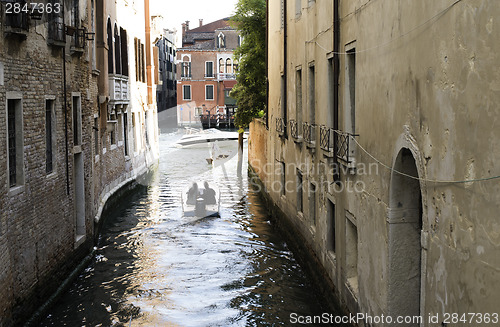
150, 0, 239, 46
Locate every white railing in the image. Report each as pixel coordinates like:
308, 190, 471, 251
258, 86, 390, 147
217, 73, 236, 80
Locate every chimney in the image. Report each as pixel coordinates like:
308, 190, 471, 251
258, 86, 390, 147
181, 20, 190, 45
199, 19, 203, 27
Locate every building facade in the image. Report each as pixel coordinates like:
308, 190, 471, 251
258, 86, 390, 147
176, 18, 239, 128
250, 0, 500, 325
155, 29, 177, 113
0, 0, 159, 325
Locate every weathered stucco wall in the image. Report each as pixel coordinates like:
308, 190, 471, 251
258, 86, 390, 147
257, 0, 500, 326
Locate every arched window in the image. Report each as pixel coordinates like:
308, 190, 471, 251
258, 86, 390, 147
107, 19, 113, 74
182, 56, 191, 77
114, 24, 121, 75
226, 58, 232, 74
233, 58, 239, 72
217, 32, 225, 48
219, 58, 224, 74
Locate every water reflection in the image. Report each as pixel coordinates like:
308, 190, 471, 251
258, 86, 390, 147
40, 131, 337, 326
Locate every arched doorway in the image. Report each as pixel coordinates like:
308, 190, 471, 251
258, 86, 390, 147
387, 148, 422, 324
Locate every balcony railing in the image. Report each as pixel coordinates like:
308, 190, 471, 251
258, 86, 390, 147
218, 73, 236, 80
276, 117, 286, 136
109, 75, 130, 102
319, 125, 335, 156
335, 130, 357, 164
289, 119, 300, 139
72, 28, 86, 50
302, 122, 316, 146
4, 8, 29, 35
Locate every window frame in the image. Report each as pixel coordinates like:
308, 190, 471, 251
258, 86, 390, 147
183, 85, 192, 100
205, 84, 214, 101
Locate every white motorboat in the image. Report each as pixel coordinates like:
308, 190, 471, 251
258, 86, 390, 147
174, 128, 246, 148
182, 182, 221, 218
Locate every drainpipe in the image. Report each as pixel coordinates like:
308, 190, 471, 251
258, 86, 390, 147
62, 1, 70, 195
333, 0, 340, 181
144, 0, 153, 105
265, 0, 269, 129
283, 0, 288, 139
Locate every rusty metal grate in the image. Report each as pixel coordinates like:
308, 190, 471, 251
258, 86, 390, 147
302, 122, 316, 145
289, 119, 299, 139
276, 117, 286, 135
319, 125, 335, 152
74, 28, 86, 49
335, 130, 358, 163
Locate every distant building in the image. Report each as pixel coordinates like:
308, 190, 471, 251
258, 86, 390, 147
154, 29, 177, 126
0, 0, 159, 324
176, 18, 239, 128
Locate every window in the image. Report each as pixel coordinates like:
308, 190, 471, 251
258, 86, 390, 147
281, 74, 286, 120
297, 170, 303, 213
134, 38, 146, 82
120, 27, 128, 76
123, 112, 129, 156
183, 85, 191, 100
346, 48, 356, 135
328, 200, 336, 253
296, 69, 302, 128
181, 56, 191, 78
46, 99, 56, 174
107, 20, 114, 74
72, 95, 82, 146
226, 58, 232, 74
344, 45, 356, 160
48, 1, 65, 45
327, 57, 335, 127
280, 162, 286, 196
4, 1, 29, 31
205, 61, 214, 77
7, 97, 24, 188
94, 116, 99, 156
309, 182, 316, 224
346, 213, 358, 294
114, 24, 121, 75
308, 64, 315, 124
205, 85, 214, 100
219, 58, 224, 74
217, 32, 225, 48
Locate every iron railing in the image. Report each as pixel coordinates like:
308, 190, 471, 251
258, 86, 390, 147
276, 117, 286, 135
73, 28, 86, 49
289, 119, 299, 139
302, 122, 316, 145
319, 125, 335, 154
335, 130, 357, 163
4, 5, 29, 33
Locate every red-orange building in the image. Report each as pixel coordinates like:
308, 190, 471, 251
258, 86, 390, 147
176, 18, 239, 127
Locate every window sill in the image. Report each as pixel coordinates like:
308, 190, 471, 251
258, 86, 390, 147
46, 171, 58, 180
75, 234, 86, 249
8, 185, 25, 196
110, 144, 117, 150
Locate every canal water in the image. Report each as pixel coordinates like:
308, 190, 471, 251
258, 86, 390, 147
40, 130, 338, 326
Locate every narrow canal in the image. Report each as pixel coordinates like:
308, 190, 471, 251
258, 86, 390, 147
40, 130, 337, 326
